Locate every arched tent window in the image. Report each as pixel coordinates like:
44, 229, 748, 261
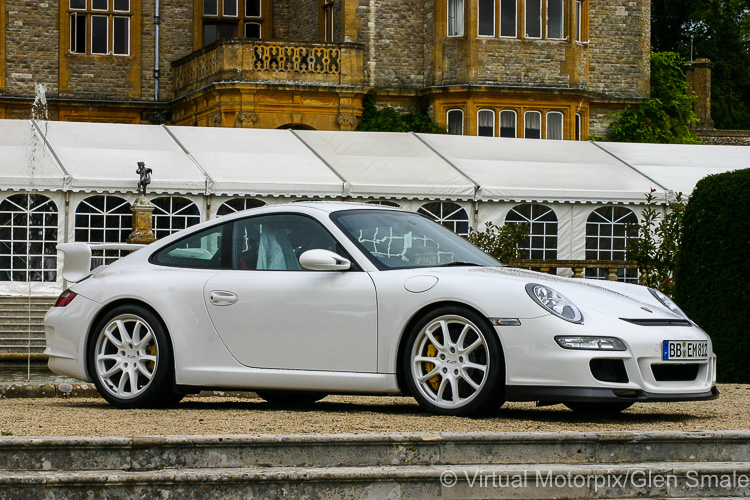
505, 204, 558, 259
366, 200, 401, 208
152, 197, 201, 240
418, 201, 470, 236
75, 195, 132, 268
216, 198, 265, 217
585, 206, 638, 282
0, 194, 58, 282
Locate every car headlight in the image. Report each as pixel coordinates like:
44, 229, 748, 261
555, 336, 626, 351
525, 283, 583, 323
648, 288, 688, 319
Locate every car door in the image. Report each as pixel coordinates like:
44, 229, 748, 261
204, 213, 378, 373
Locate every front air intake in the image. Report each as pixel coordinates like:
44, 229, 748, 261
590, 359, 629, 383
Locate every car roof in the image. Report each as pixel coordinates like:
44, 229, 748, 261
273, 201, 407, 214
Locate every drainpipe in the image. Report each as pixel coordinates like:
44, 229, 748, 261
154, 0, 161, 101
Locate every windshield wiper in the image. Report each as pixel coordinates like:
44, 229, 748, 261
436, 261, 483, 267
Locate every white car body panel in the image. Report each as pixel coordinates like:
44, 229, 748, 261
44, 202, 717, 407
203, 269, 378, 372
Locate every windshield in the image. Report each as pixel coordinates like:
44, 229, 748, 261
331, 209, 501, 270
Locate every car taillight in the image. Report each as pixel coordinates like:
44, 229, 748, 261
54, 289, 78, 307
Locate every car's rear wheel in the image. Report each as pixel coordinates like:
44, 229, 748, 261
403, 307, 505, 417
256, 390, 327, 406
88, 305, 182, 409
564, 402, 633, 414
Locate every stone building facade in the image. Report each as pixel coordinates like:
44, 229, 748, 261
0, 0, 651, 138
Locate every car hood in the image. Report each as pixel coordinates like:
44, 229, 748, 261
426, 266, 685, 321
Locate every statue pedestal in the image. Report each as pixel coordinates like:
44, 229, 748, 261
127, 195, 157, 244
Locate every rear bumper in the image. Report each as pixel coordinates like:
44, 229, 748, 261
505, 385, 720, 403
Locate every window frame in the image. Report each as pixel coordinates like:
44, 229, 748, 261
546, 0, 565, 40
322, 0, 334, 42
585, 206, 639, 282
0, 194, 59, 283
524, 110, 542, 139
151, 222, 232, 270
478, 0, 495, 37
525, 0, 542, 39
417, 201, 471, 237
67, 0, 133, 57
202, 0, 264, 47
447, 0, 465, 37
499, 0, 517, 37
499, 109, 518, 138
505, 203, 559, 260
546, 111, 564, 140
447, 109, 465, 135
229, 213, 353, 272
477, 109, 496, 137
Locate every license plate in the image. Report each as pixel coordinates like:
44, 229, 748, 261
662, 340, 709, 361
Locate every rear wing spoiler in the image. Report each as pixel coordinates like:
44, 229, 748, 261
57, 242, 147, 283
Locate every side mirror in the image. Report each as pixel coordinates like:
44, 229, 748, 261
299, 249, 351, 271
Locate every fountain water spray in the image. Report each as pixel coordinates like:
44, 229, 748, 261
31, 83, 49, 121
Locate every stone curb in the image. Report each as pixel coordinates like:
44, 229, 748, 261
0, 382, 258, 399
0, 383, 99, 399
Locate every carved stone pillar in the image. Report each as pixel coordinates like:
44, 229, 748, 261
127, 195, 157, 245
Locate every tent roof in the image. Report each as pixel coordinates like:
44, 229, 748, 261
0, 120, 67, 192
595, 142, 750, 196
164, 126, 344, 198
417, 134, 662, 204
3, 120, 746, 204
37, 121, 207, 194
295, 131, 477, 200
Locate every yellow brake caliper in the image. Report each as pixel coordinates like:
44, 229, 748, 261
148, 344, 157, 373
424, 343, 440, 391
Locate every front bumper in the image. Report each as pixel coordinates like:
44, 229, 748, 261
505, 385, 720, 403
496, 311, 717, 401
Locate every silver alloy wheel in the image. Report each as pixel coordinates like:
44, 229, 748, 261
94, 314, 159, 400
410, 315, 490, 409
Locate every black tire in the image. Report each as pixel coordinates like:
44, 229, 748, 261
256, 390, 327, 406
88, 304, 181, 409
564, 402, 634, 414
402, 306, 505, 417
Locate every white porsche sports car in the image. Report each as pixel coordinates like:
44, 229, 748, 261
44, 203, 717, 416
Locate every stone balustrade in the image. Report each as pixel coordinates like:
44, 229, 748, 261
511, 259, 638, 281
172, 39, 365, 96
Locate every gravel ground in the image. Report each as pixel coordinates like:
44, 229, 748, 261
0, 384, 747, 437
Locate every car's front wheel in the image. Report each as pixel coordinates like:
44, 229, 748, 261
403, 307, 505, 417
88, 305, 182, 409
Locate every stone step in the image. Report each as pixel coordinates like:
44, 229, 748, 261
0, 318, 44, 332
2, 462, 749, 499
0, 297, 56, 304
2, 432, 750, 472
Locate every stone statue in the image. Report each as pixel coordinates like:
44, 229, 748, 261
136, 162, 152, 196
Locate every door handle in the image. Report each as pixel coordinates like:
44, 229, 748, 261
209, 290, 238, 306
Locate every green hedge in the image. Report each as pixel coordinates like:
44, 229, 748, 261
674, 168, 750, 382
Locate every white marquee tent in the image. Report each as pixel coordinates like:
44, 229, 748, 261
0, 119, 747, 295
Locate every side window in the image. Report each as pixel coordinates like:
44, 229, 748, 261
153, 224, 227, 268
232, 214, 339, 271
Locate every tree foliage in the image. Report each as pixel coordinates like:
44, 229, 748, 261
608, 52, 701, 144
626, 191, 686, 296
652, 0, 750, 130
674, 168, 750, 382
467, 221, 529, 264
356, 91, 446, 134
